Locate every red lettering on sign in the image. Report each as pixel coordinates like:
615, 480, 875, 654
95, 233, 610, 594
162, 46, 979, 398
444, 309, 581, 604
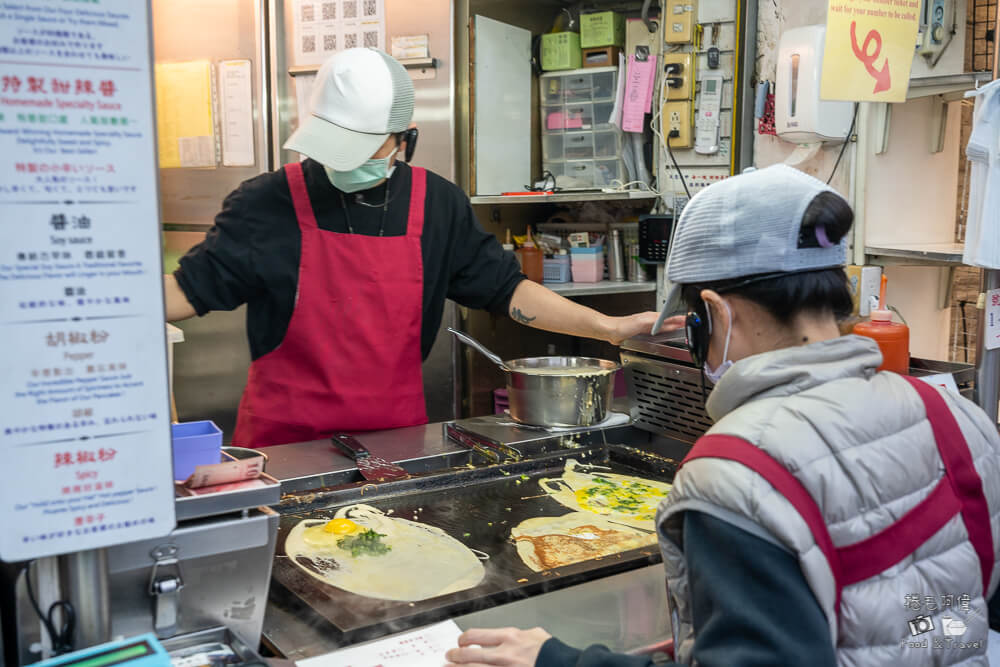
850, 21, 891, 94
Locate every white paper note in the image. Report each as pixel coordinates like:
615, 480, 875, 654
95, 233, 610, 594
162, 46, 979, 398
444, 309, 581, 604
219, 60, 255, 167
391, 34, 430, 59
299, 620, 463, 667
178, 136, 215, 168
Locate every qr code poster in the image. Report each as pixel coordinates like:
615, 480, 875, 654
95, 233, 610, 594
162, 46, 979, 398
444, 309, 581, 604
292, 0, 384, 67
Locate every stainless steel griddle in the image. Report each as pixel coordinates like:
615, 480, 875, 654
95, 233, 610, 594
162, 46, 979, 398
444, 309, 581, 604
263, 420, 683, 653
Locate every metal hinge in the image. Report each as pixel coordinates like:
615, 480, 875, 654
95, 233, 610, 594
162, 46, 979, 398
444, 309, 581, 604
148, 544, 184, 639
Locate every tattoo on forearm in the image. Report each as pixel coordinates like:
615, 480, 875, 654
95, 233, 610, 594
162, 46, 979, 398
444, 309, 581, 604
511, 308, 536, 324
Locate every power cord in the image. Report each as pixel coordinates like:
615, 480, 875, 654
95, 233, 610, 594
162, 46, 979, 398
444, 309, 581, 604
827, 102, 859, 185
650, 69, 692, 201
665, 135, 692, 200
24, 561, 76, 656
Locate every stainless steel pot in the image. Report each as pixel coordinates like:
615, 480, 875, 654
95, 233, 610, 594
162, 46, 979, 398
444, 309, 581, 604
505, 356, 619, 427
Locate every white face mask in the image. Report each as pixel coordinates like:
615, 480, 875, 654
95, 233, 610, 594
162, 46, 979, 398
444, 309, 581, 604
324, 147, 398, 193
703, 300, 733, 384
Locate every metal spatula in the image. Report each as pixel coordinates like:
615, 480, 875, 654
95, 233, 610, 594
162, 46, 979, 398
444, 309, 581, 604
331, 434, 409, 482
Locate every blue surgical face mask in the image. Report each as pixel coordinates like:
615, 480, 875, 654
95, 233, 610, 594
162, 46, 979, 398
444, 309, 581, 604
703, 300, 734, 384
324, 147, 398, 193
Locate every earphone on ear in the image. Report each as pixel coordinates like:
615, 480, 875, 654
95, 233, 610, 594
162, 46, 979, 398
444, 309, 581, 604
402, 127, 418, 162
685, 299, 712, 367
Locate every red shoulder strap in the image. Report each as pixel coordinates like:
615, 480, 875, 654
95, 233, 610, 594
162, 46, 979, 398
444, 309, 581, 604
681, 435, 845, 612
406, 166, 427, 238
284, 161, 319, 231
681, 379, 993, 621
901, 376, 994, 594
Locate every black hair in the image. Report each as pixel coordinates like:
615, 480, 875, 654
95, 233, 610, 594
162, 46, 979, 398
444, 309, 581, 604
680, 191, 855, 324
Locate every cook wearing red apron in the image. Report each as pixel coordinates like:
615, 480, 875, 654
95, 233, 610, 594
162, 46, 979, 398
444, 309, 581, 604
231, 162, 429, 448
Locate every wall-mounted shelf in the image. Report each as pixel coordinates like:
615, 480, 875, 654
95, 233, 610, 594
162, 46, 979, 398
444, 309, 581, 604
907, 72, 993, 101
865, 242, 965, 266
288, 57, 438, 78
546, 280, 657, 297
470, 191, 658, 205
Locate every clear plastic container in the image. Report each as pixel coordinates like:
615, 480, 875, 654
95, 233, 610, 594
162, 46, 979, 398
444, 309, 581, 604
560, 160, 595, 188
564, 131, 595, 159
593, 130, 620, 157
543, 133, 564, 160
540, 67, 618, 105
593, 158, 623, 187
563, 103, 595, 130
543, 158, 626, 190
543, 253, 572, 283
571, 247, 604, 283
593, 101, 615, 128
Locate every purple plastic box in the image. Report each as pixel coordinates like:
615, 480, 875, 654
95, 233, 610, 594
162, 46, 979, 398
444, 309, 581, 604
171, 420, 222, 481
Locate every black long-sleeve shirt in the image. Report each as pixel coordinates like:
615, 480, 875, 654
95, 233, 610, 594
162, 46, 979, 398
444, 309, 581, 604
174, 159, 524, 361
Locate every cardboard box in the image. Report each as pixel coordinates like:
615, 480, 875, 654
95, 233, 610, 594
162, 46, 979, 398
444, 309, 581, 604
541, 32, 582, 71
582, 46, 621, 68
581, 11, 625, 48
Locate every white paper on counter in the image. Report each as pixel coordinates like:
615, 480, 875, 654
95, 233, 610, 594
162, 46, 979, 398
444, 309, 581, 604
916, 373, 961, 396
219, 60, 255, 167
298, 620, 463, 667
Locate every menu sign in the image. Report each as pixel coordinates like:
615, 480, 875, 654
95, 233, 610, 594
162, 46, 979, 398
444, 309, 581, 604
0, 0, 175, 560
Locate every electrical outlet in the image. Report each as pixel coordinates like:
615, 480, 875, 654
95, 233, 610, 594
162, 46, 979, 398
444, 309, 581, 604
663, 101, 693, 148
664, 0, 697, 44
662, 53, 694, 101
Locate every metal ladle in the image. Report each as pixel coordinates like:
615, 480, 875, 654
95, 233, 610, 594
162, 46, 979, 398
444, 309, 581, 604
447, 327, 512, 372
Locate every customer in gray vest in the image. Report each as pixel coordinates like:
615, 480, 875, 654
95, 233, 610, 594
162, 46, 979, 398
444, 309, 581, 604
446, 165, 1000, 667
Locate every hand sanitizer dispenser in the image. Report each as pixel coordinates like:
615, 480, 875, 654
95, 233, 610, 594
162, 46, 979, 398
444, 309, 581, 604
775, 25, 854, 144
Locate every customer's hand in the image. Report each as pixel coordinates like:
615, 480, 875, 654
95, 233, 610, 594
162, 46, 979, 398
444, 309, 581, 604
445, 627, 551, 667
605, 312, 685, 345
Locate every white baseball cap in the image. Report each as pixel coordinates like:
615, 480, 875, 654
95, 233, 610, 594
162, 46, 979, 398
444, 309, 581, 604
284, 48, 415, 171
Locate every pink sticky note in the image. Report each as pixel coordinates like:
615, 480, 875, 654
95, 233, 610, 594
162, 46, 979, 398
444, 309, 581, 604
622, 54, 658, 133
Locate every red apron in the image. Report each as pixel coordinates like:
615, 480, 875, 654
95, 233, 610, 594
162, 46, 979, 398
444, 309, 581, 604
232, 162, 429, 448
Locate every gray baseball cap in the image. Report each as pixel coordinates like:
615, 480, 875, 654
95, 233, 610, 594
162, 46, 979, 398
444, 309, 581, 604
652, 164, 848, 334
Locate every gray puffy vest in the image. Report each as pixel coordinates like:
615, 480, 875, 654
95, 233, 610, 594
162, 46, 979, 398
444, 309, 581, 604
657, 335, 1000, 666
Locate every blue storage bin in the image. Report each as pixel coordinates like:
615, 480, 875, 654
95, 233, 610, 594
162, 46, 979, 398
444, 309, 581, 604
172, 420, 222, 481
543, 255, 572, 283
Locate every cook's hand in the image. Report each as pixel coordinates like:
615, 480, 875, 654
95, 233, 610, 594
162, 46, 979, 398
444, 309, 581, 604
605, 312, 685, 345
445, 627, 551, 667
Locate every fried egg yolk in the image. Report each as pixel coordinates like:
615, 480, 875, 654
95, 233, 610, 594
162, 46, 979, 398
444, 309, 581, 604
324, 518, 360, 534
299, 519, 361, 550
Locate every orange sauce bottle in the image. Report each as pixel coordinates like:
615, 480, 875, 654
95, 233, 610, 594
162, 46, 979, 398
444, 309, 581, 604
516, 226, 544, 283
853, 309, 910, 374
